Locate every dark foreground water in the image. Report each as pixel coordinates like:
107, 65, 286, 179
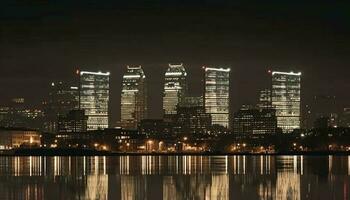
0, 156, 349, 200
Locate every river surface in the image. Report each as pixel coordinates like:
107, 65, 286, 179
0, 155, 348, 200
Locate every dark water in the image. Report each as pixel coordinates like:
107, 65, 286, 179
0, 156, 349, 200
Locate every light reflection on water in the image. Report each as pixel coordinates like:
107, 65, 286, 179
0, 155, 348, 200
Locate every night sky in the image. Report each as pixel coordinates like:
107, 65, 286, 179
1, 0, 349, 125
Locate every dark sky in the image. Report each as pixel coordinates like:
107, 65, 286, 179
1, 0, 349, 125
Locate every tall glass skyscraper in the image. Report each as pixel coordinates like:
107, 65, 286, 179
79, 71, 110, 130
163, 63, 187, 115
204, 67, 230, 128
271, 71, 301, 133
120, 66, 147, 129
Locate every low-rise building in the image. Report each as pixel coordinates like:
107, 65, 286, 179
0, 127, 41, 149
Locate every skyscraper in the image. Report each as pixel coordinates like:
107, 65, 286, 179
44, 81, 79, 132
257, 89, 272, 109
120, 66, 147, 129
79, 71, 110, 130
163, 63, 187, 116
271, 71, 301, 133
204, 67, 230, 128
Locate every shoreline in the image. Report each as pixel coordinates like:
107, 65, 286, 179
0, 148, 349, 156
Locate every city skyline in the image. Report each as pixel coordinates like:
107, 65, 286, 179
0, 1, 349, 199
1, 1, 349, 124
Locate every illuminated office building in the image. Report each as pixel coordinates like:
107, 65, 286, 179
257, 89, 272, 109
163, 63, 187, 115
204, 67, 230, 128
120, 66, 147, 129
271, 71, 301, 133
80, 71, 110, 130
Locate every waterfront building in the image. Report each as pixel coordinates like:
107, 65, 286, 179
204, 67, 230, 128
233, 105, 277, 138
0, 127, 41, 149
80, 71, 110, 130
120, 66, 147, 129
58, 109, 88, 133
271, 71, 301, 133
163, 63, 187, 115
174, 96, 211, 135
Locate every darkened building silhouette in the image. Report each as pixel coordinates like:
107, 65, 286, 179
339, 107, 350, 128
58, 109, 88, 133
309, 95, 338, 128
139, 119, 173, 136
233, 105, 277, 138
0, 98, 44, 130
43, 81, 79, 132
174, 96, 211, 135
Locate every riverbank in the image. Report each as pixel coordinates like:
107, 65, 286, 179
0, 148, 349, 156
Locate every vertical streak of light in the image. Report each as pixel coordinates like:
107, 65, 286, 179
29, 156, 32, 177
329, 155, 332, 173
44, 156, 46, 176
127, 156, 130, 174
103, 156, 106, 175
268, 156, 271, 174
200, 156, 203, 174
243, 156, 246, 175
225, 156, 228, 174
293, 155, 297, 173
348, 156, 350, 176
54, 156, 57, 176
39, 156, 42, 176
94, 156, 98, 175
260, 156, 263, 175
184, 156, 187, 174
176, 156, 178, 174
237, 156, 240, 174
69, 157, 71, 175
301, 156, 303, 175
233, 156, 236, 175
83, 156, 86, 176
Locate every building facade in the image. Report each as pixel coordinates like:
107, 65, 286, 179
120, 66, 147, 129
58, 109, 88, 133
271, 71, 301, 133
174, 96, 211, 135
233, 105, 277, 138
257, 89, 272, 109
163, 63, 187, 115
0, 98, 44, 130
44, 81, 79, 132
0, 128, 41, 149
80, 71, 110, 130
204, 67, 230, 128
